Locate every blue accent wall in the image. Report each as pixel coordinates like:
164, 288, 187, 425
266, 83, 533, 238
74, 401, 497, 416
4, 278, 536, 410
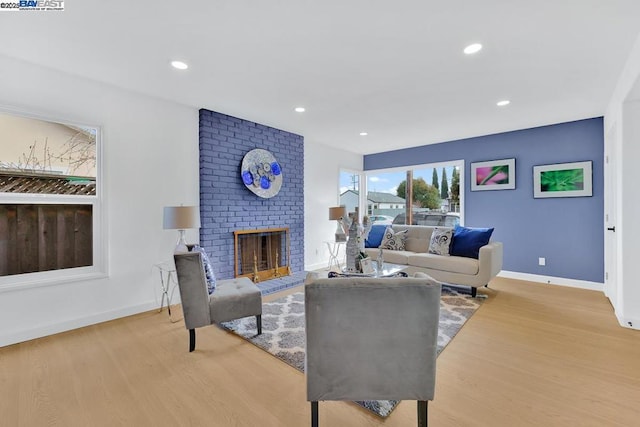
199, 109, 304, 279
364, 118, 604, 283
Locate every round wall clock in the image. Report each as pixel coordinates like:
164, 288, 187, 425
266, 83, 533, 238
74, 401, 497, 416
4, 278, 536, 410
240, 149, 283, 198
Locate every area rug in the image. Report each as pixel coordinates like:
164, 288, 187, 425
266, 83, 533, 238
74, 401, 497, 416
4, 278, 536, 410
220, 285, 484, 418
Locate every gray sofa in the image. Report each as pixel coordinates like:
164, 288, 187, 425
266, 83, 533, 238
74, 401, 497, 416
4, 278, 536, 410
364, 225, 503, 297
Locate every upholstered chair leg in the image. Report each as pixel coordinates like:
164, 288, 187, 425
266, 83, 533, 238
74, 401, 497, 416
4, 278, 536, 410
471, 287, 477, 298
189, 329, 196, 352
311, 401, 318, 427
256, 315, 262, 335
418, 401, 428, 427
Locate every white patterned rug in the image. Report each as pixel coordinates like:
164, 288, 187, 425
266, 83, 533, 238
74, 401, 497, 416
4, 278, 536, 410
221, 285, 484, 418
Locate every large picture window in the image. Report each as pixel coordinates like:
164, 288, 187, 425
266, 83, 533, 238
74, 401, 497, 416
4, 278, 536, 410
0, 109, 104, 288
364, 160, 464, 226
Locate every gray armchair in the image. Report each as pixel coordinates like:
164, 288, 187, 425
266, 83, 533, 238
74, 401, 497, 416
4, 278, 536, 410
174, 252, 262, 352
305, 274, 441, 426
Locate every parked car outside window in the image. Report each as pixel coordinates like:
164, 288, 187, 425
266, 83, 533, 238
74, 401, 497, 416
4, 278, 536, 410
368, 215, 394, 225
392, 212, 460, 227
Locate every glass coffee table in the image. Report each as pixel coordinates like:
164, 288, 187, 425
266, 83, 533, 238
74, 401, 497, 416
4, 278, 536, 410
335, 262, 407, 278
374, 262, 407, 277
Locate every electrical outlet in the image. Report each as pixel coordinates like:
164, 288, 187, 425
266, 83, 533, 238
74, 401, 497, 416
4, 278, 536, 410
538, 257, 546, 266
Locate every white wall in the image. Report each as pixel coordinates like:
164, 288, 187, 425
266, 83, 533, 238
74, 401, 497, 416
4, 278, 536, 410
304, 141, 362, 271
604, 33, 640, 329
0, 55, 200, 346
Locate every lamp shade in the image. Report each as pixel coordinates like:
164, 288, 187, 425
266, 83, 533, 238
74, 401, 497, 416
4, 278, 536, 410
329, 206, 346, 221
163, 206, 201, 230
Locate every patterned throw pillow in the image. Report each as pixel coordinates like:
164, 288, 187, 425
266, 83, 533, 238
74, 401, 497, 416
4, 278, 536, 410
379, 227, 408, 251
191, 245, 216, 294
428, 227, 453, 256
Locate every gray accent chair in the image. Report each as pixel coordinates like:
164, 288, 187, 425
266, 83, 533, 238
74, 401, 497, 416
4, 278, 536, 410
305, 274, 441, 426
174, 252, 262, 352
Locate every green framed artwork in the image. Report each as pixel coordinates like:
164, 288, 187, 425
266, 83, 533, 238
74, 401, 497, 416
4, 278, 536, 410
533, 161, 592, 198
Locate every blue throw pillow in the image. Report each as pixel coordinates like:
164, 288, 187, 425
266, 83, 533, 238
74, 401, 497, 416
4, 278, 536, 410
449, 225, 494, 259
365, 224, 387, 248
191, 245, 216, 294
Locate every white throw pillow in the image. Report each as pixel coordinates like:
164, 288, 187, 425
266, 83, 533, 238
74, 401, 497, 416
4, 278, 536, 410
380, 227, 408, 251
428, 227, 453, 256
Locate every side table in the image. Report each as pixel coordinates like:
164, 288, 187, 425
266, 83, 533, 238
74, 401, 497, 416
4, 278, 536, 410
153, 261, 177, 317
324, 240, 346, 271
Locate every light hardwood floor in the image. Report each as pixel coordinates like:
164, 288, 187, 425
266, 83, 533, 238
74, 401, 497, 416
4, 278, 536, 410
1, 277, 639, 426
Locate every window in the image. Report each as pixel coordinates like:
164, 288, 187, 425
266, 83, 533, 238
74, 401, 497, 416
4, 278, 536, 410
0, 109, 104, 288
365, 160, 464, 225
365, 170, 408, 223
444, 215, 459, 227
338, 169, 360, 215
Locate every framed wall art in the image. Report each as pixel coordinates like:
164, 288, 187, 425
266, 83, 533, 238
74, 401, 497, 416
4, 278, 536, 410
533, 160, 592, 198
240, 148, 283, 198
470, 158, 516, 191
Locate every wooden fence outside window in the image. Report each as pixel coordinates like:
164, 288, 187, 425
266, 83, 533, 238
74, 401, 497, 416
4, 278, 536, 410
0, 204, 93, 276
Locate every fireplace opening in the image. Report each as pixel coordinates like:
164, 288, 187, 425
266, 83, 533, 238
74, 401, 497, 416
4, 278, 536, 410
234, 227, 290, 282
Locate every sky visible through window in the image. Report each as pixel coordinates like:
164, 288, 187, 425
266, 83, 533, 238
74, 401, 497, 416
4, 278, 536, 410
340, 166, 455, 196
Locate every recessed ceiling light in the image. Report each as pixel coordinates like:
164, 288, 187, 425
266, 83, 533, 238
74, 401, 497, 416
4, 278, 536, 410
294, 107, 306, 113
463, 43, 483, 55
171, 60, 188, 70
497, 100, 510, 107
359, 132, 368, 136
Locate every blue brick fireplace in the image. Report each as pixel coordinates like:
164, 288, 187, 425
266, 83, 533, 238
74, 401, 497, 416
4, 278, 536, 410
198, 109, 304, 280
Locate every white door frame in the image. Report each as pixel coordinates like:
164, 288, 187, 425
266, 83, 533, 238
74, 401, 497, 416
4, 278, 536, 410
604, 123, 618, 306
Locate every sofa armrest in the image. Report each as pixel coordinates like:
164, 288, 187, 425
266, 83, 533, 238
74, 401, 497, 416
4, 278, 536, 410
477, 242, 503, 284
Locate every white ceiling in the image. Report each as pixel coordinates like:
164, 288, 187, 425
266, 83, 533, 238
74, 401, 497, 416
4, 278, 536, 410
1, 1, 639, 155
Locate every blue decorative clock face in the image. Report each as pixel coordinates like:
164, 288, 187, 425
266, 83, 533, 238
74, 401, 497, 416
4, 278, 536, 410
240, 149, 283, 198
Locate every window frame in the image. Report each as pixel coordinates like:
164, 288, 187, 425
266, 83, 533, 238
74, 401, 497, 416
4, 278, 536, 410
0, 107, 107, 292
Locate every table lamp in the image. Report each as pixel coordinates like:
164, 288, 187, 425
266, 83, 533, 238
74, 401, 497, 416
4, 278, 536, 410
329, 206, 347, 242
163, 206, 201, 253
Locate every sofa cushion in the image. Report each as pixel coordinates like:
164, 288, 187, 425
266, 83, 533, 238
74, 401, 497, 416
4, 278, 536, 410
380, 227, 408, 251
391, 225, 433, 253
450, 225, 494, 259
379, 250, 412, 265
365, 224, 387, 248
408, 253, 479, 275
428, 227, 453, 256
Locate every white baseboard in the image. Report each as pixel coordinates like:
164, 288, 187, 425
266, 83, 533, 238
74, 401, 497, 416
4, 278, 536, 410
305, 261, 330, 272
0, 301, 158, 348
498, 270, 604, 292
614, 310, 640, 330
